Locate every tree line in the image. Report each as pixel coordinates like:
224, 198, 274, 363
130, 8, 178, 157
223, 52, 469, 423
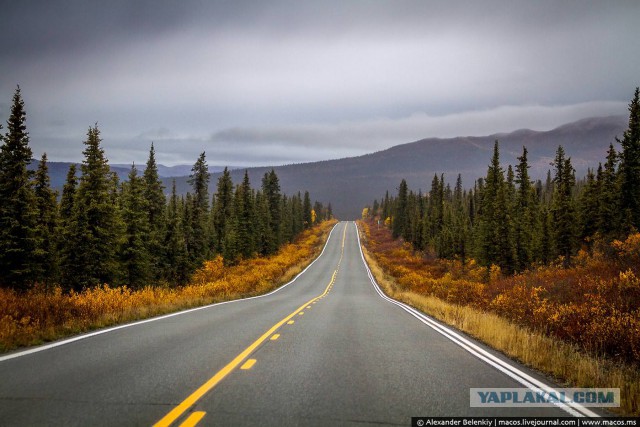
366, 87, 640, 274
0, 87, 332, 292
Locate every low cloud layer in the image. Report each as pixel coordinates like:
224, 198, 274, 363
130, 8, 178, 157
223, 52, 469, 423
1, 1, 638, 166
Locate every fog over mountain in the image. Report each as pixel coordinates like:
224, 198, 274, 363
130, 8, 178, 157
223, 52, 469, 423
37, 115, 626, 219
209, 115, 627, 219
2, 2, 638, 166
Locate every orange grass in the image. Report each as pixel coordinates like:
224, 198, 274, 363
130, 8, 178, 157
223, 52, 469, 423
0, 220, 337, 352
359, 220, 640, 364
359, 220, 640, 415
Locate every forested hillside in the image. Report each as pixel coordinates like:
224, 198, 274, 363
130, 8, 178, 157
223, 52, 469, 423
34, 116, 626, 220
161, 115, 626, 219
0, 87, 330, 292
367, 88, 640, 273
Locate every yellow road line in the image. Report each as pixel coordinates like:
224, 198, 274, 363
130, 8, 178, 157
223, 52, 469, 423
287, 320, 294, 325
270, 334, 280, 341
153, 222, 349, 427
178, 412, 206, 427
240, 359, 257, 370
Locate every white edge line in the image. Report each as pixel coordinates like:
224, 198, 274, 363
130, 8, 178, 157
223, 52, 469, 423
0, 222, 342, 363
352, 221, 599, 418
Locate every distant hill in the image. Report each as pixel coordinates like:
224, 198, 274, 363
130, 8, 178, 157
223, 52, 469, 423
38, 115, 628, 220
170, 115, 626, 219
110, 164, 240, 178
28, 161, 239, 189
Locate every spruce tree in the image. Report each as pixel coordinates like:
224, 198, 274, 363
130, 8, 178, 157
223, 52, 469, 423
59, 164, 78, 227
393, 179, 409, 239
32, 153, 59, 287
281, 195, 293, 243
618, 87, 640, 231
262, 169, 282, 253
513, 147, 537, 271
302, 191, 312, 229
578, 168, 600, 242
291, 192, 303, 238
493, 174, 516, 273
476, 141, 514, 271
164, 180, 189, 285
58, 164, 78, 290
597, 144, 619, 237
119, 165, 151, 288
254, 191, 273, 256
234, 171, 256, 260
187, 152, 210, 265
551, 146, 576, 267
67, 124, 121, 289
540, 207, 552, 265
212, 167, 234, 253
451, 174, 470, 261
382, 191, 390, 221
426, 174, 444, 245
143, 143, 166, 282
0, 86, 38, 290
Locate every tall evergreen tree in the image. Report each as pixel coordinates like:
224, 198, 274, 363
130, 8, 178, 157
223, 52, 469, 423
393, 179, 409, 239
163, 180, 189, 285
451, 174, 470, 261
65, 124, 121, 289
0, 86, 38, 290
119, 165, 151, 288
551, 146, 576, 267
187, 152, 210, 265
302, 191, 312, 229
234, 171, 256, 260
618, 87, 640, 231
212, 167, 234, 253
382, 191, 390, 221
262, 169, 282, 253
142, 143, 166, 282
59, 164, 77, 227
540, 207, 552, 265
425, 174, 444, 245
32, 153, 59, 287
513, 147, 537, 271
476, 141, 514, 271
597, 144, 619, 237
254, 191, 273, 256
291, 192, 304, 238
578, 168, 600, 242
280, 195, 293, 243
58, 164, 78, 290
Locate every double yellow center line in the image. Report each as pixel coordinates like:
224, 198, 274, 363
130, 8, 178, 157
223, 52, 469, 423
153, 223, 348, 427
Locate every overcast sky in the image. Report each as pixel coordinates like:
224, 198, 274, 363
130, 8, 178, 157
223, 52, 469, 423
1, 1, 638, 166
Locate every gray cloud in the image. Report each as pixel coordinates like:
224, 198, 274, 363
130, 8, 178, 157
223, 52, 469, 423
40, 100, 621, 168
1, 1, 638, 167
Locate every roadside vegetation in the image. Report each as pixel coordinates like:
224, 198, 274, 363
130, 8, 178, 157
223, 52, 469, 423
360, 87, 640, 415
0, 86, 335, 351
359, 220, 639, 415
0, 219, 336, 351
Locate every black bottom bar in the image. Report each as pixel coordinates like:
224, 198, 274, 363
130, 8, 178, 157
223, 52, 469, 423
411, 418, 640, 427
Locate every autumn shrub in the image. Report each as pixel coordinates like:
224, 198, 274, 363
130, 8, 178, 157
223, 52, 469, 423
360, 220, 640, 365
0, 220, 336, 352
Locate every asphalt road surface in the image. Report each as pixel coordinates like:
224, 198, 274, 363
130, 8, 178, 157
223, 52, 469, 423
0, 222, 602, 426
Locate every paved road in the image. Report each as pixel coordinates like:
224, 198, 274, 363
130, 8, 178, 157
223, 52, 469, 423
0, 222, 600, 426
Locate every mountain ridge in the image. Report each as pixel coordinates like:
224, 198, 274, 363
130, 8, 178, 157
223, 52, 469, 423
37, 115, 628, 219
